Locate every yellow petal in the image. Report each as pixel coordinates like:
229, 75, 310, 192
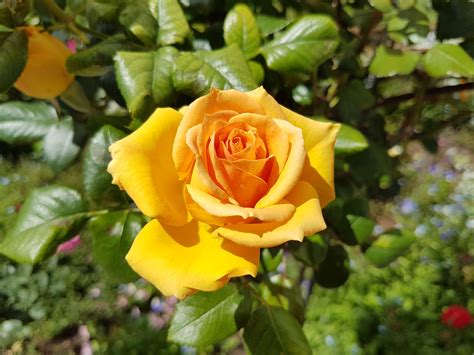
126, 219, 260, 299
255, 119, 305, 208
247, 86, 286, 118
281, 106, 340, 207
108, 108, 190, 226
187, 184, 295, 222
15, 27, 74, 99
173, 88, 265, 180
217, 181, 326, 247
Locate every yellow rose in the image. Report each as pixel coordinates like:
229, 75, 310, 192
14, 26, 75, 99
108, 87, 340, 299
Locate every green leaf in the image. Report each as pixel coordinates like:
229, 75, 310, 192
261, 15, 339, 73
173, 44, 258, 97
314, 245, 350, 288
115, 47, 179, 120
0, 31, 27, 93
347, 215, 375, 245
168, 284, 251, 346
369, 46, 420, 77
365, 229, 415, 267
315, 117, 369, 155
336, 79, 375, 123
119, 4, 157, 46
223, 4, 261, 59
336, 123, 369, 155
153, 0, 191, 45
244, 306, 311, 355
0, 186, 86, 264
262, 248, 284, 272
90, 211, 142, 283
59, 81, 91, 113
290, 234, 328, 267
0, 101, 57, 144
43, 118, 80, 173
256, 15, 290, 36
324, 199, 358, 246
83, 125, 126, 202
67, 34, 132, 77
422, 44, 474, 78
248, 60, 265, 85
433, 0, 474, 40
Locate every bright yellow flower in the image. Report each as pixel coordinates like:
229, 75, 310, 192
14, 26, 74, 99
108, 87, 340, 299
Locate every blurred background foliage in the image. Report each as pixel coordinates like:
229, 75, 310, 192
0, 0, 473, 353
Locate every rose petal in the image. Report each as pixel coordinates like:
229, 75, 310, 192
255, 119, 305, 208
126, 219, 259, 299
15, 27, 74, 99
282, 106, 340, 207
173, 88, 265, 180
247, 86, 286, 118
217, 181, 326, 247
108, 108, 190, 226
187, 184, 295, 222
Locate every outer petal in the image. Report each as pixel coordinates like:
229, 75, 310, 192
108, 108, 189, 226
15, 27, 74, 99
187, 184, 295, 222
255, 119, 305, 208
173, 88, 265, 180
281, 106, 340, 207
217, 181, 326, 247
247, 86, 286, 118
126, 219, 260, 299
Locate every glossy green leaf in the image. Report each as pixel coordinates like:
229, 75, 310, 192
43, 118, 80, 173
422, 44, 474, 78
248, 60, 264, 85
336, 80, 375, 123
347, 215, 375, 245
315, 117, 369, 155
259, 283, 305, 325
153, 0, 191, 45
119, 4, 157, 46
0, 31, 27, 93
173, 44, 258, 97
0, 101, 57, 144
261, 15, 338, 73
434, 0, 474, 40
90, 211, 142, 283
369, 46, 420, 77
114, 47, 179, 120
244, 306, 312, 355
314, 245, 350, 288
256, 15, 290, 36
168, 284, 251, 346
83, 125, 126, 202
223, 4, 261, 59
0, 186, 86, 264
365, 230, 416, 267
67, 34, 132, 77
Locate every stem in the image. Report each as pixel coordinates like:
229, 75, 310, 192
41, 0, 90, 44
376, 82, 474, 108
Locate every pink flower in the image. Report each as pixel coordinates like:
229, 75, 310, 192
56, 235, 81, 254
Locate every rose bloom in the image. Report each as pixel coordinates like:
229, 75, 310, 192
441, 305, 473, 329
108, 88, 340, 299
15, 26, 74, 99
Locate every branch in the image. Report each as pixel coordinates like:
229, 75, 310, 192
376, 82, 474, 107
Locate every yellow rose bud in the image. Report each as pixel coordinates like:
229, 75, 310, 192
108, 87, 340, 299
14, 26, 75, 99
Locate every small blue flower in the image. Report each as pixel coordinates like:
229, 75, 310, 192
415, 224, 428, 237
400, 198, 418, 215
325, 335, 335, 346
